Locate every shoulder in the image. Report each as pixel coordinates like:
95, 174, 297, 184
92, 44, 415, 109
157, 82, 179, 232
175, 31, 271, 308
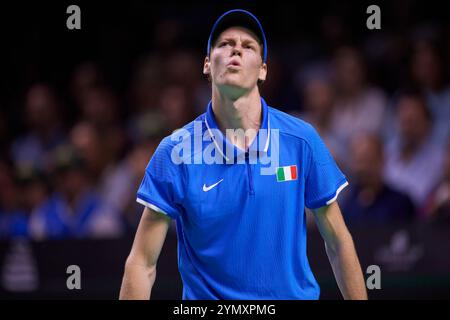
268, 106, 338, 168
268, 106, 322, 146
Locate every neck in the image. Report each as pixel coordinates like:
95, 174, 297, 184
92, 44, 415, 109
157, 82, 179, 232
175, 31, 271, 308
211, 85, 262, 150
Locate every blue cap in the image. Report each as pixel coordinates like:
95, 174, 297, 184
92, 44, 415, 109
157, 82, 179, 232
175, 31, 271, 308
206, 9, 268, 63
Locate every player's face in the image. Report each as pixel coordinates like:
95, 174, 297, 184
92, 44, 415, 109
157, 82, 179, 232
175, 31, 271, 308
203, 27, 267, 92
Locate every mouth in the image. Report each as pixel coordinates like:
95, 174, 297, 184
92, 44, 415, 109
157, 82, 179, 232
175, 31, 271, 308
227, 60, 241, 68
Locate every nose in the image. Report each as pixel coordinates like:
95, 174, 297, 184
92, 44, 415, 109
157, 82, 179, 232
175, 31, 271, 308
231, 46, 242, 57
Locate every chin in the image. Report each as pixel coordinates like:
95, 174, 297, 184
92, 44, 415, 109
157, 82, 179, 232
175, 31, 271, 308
217, 77, 245, 88
224, 80, 245, 87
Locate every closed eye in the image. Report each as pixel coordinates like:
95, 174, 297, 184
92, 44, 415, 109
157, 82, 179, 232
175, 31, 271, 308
218, 41, 230, 47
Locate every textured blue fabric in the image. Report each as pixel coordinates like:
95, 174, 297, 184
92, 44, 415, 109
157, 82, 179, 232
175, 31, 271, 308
137, 98, 348, 299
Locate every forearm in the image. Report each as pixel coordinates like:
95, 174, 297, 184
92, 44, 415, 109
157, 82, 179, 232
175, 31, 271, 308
325, 231, 367, 300
119, 259, 156, 300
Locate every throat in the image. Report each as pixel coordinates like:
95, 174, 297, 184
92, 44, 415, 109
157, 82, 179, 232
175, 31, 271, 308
212, 94, 262, 151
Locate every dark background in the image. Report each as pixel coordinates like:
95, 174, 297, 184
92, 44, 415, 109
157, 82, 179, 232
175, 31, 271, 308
0, 0, 449, 299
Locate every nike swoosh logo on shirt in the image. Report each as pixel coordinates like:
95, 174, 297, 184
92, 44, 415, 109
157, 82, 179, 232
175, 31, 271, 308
202, 179, 224, 192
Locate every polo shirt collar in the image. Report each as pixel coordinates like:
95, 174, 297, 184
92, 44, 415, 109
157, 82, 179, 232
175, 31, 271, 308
204, 97, 271, 162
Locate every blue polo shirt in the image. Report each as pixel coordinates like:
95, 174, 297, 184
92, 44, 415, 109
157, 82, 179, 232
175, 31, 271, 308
136, 97, 348, 300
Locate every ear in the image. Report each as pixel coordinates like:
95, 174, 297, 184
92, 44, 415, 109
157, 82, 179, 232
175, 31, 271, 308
258, 63, 267, 82
203, 56, 211, 76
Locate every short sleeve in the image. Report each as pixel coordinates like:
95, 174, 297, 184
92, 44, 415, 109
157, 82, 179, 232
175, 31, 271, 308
304, 126, 348, 209
136, 138, 184, 219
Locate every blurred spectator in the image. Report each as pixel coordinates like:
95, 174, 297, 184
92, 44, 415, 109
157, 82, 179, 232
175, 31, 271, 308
423, 140, 450, 223
153, 19, 183, 53
127, 54, 168, 140
70, 120, 141, 232
128, 53, 164, 114
0, 2, 448, 243
340, 134, 415, 225
16, 165, 50, 216
330, 46, 388, 167
0, 111, 12, 158
79, 86, 120, 130
165, 49, 209, 115
319, 15, 350, 54
10, 84, 67, 171
78, 86, 127, 160
294, 73, 345, 165
410, 40, 450, 144
362, 32, 409, 93
165, 50, 201, 89
127, 52, 198, 140
0, 162, 29, 239
29, 145, 122, 240
384, 91, 444, 210
159, 84, 195, 132
97, 132, 161, 230
70, 62, 106, 107
105, 137, 159, 231
70, 121, 110, 183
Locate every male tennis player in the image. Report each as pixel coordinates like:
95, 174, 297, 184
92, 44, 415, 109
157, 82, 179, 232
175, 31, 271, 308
119, 9, 367, 300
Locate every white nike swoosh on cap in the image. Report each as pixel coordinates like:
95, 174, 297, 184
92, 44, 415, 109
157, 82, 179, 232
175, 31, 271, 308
203, 179, 224, 192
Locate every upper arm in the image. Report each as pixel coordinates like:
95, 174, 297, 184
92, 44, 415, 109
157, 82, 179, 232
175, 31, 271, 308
127, 207, 172, 268
136, 137, 184, 220
312, 201, 351, 251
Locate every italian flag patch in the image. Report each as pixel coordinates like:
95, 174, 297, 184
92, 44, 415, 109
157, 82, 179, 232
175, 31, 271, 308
276, 165, 298, 182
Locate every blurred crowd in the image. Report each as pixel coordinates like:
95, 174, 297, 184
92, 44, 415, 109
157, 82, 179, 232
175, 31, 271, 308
1, 6, 449, 240
295, 43, 450, 227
